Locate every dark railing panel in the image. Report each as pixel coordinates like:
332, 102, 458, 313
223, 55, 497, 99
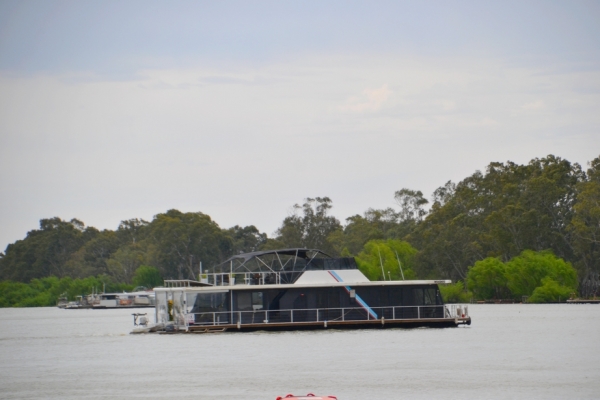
187, 305, 458, 328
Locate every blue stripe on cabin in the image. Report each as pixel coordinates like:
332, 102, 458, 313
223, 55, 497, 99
328, 271, 378, 319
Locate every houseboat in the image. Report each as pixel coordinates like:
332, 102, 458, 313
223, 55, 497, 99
147, 248, 470, 333
57, 288, 156, 309
93, 291, 156, 309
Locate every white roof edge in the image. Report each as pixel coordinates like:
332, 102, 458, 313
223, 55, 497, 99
294, 269, 370, 284
154, 279, 450, 292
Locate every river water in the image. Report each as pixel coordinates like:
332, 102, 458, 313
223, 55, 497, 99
0, 304, 598, 399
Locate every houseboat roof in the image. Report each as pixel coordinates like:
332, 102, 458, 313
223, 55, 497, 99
209, 248, 357, 277
159, 277, 452, 292
220, 248, 333, 264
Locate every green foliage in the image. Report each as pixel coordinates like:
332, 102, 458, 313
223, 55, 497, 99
439, 281, 472, 303
467, 257, 510, 300
0, 217, 99, 281
0, 276, 133, 307
528, 277, 574, 303
132, 265, 163, 288
408, 155, 585, 281
1, 154, 599, 303
71, 230, 120, 276
505, 250, 577, 298
0, 210, 265, 285
464, 251, 578, 302
569, 156, 600, 296
394, 188, 429, 223
329, 208, 408, 256
106, 244, 147, 283
149, 209, 233, 280
226, 225, 267, 254
355, 239, 417, 281
0, 281, 37, 307
275, 197, 342, 256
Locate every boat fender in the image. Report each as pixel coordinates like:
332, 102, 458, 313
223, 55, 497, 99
381, 316, 385, 326
237, 321, 241, 329
324, 320, 327, 328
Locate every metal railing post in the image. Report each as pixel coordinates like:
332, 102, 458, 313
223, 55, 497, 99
417, 306, 420, 319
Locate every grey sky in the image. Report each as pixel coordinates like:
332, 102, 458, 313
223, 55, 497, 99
1, 0, 599, 252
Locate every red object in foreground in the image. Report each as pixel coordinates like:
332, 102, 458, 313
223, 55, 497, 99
276, 394, 337, 400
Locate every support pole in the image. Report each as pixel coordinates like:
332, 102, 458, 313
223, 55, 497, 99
377, 247, 385, 281
395, 250, 405, 280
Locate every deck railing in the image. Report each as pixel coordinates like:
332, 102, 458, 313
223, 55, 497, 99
206, 271, 305, 286
178, 304, 468, 328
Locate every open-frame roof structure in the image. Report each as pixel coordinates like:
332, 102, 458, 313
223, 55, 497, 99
207, 248, 357, 284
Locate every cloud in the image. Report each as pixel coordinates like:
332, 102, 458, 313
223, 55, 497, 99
339, 84, 392, 113
522, 100, 545, 110
1, 54, 599, 251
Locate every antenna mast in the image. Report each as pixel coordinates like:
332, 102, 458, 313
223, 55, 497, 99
395, 250, 405, 280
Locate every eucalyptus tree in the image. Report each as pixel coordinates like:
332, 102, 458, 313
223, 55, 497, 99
275, 197, 342, 256
408, 155, 585, 281
147, 209, 232, 280
330, 208, 399, 256
67, 229, 120, 277
117, 218, 150, 245
0, 217, 96, 281
483, 155, 583, 261
394, 188, 429, 222
226, 225, 268, 254
106, 244, 147, 283
569, 155, 600, 296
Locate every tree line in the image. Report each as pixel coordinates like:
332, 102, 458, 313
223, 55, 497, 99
0, 154, 598, 305
0, 266, 163, 307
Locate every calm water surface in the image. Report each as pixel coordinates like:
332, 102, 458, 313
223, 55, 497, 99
0, 304, 599, 399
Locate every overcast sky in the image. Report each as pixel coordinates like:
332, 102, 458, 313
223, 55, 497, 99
1, 0, 599, 252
